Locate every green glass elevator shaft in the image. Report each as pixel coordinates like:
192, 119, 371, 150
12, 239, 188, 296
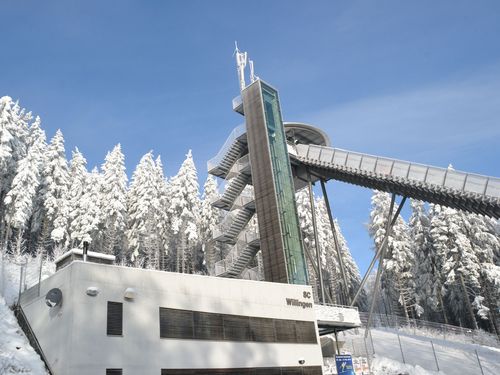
242, 80, 308, 285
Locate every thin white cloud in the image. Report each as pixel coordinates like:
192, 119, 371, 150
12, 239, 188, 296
303, 64, 500, 166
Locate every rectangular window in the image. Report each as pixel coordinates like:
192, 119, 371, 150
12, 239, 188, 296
107, 302, 123, 336
160, 308, 194, 339
106, 369, 122, 375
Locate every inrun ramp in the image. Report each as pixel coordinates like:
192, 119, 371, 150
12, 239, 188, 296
291, 143, 500, 218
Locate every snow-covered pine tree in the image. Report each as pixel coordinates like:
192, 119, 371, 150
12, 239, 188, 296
126, 152, 160, 268
200, 175, 221, 273
461, 212, 500, 332
0, 97, 29, 247
100, 144, 128, 257
409, 199, 436, 319
39, 130, 70, 255
368, 191, 419, 320
152, 155, 170, 270
24, 117, 48, 253
168, 150, 201, 274
69, 167, 102, 248
65, 148, 88, 248
430, 205, 481, 329
3, 128, 46, 256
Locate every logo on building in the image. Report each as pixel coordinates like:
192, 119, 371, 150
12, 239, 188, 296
285, 298, 313, 309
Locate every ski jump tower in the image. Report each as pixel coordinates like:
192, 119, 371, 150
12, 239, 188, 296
208, 46, 500, 307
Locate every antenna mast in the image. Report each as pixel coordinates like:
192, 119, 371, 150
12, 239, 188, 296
234, 41, 247, 92
249, 60, 258, 83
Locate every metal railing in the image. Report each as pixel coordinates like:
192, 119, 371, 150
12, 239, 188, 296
207, 124, 246, 172
214, 229, 259, 276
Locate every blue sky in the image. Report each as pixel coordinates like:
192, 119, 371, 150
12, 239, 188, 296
1, 1, 499, 275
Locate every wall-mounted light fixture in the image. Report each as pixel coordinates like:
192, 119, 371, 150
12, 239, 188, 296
86, 287, 99, 297
124, 288, 137, 300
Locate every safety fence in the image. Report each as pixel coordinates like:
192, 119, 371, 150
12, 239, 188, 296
359, 311, 500, 348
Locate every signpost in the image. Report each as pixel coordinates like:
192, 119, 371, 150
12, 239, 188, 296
335, 354, 356, 375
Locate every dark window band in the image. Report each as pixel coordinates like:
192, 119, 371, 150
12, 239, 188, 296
159, 307, 317, 344
161, 366, 322, 375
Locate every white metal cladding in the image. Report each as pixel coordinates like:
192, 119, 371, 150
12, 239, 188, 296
295, 144, 500, 218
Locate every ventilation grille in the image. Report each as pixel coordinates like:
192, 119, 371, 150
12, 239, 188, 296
107, 302, 123, 336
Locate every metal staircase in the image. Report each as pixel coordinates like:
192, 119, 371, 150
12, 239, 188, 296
214, 230, 260, 278
211, 172, 251, 210
207, 124, 247, 178
212, 208, 255, 244
208, 125, 262, 279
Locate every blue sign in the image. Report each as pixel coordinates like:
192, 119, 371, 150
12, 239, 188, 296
335, 354, 356, 375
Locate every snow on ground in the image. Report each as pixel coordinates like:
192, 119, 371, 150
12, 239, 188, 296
346, 327, 500, 375
0, 296, 47, 374
0, 253, 53, 374
371, 356, 443, 375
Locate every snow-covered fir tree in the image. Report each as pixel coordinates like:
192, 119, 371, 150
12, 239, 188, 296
65, 148, 88, 247
168, 150, 201, 274
460, 212, 500, 331
39, 130, 70, 254
0, 97, 28, 245
409, 199, 439, 320
200, 175, 221, 272
151, 155, 170, 270
3, 127, 46, 255
69, 167, 102, 248
430, 204, 481, 329
368, 191, 420, 319
126, 152, 161, 268
100, 144, 128, 257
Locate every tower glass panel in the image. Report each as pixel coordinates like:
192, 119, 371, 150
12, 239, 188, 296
260, 82, 308, 285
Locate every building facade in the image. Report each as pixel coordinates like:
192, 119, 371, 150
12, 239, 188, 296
20, 261, 324, 374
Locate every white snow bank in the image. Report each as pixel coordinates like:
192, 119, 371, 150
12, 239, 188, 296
0, 296, 47, 374
357, 328, 500, 375
0, 253, 53, 374
372, 356, 444, 375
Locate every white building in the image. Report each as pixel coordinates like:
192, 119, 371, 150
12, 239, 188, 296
20, 257, 327, 375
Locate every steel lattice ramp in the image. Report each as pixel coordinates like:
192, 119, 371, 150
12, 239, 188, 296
292, 144, 500, 218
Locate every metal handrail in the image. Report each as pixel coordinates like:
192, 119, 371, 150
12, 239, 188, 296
207, 124, 246, 172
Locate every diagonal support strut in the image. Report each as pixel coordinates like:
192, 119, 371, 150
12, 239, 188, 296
351, 195, 407, 307
320, 179, 350, 305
